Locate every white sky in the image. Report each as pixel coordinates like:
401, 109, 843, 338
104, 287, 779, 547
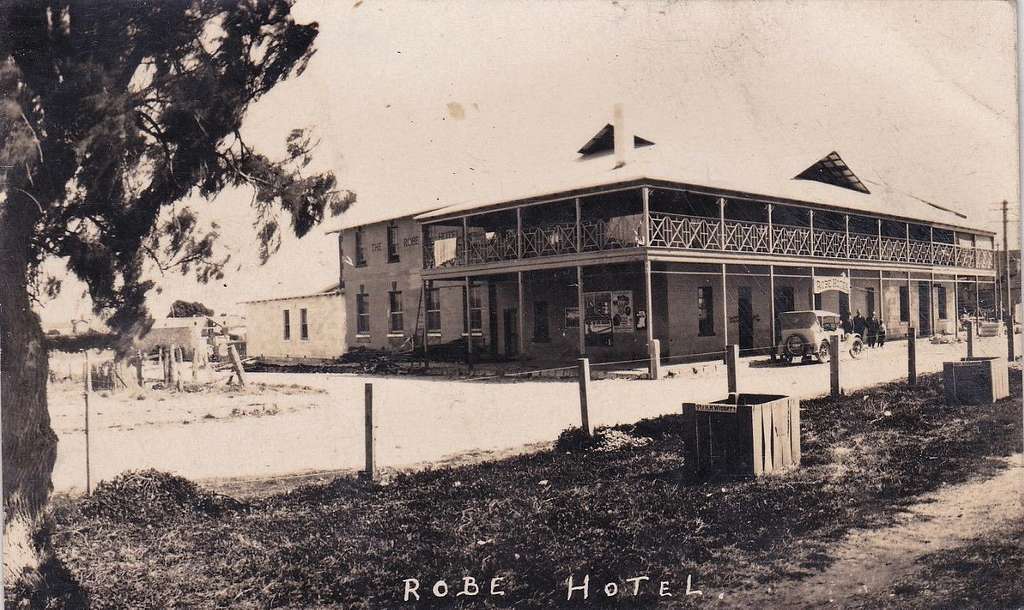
37, 0, 1019, 327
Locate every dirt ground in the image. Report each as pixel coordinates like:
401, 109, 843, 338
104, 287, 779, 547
49, 335, 1017, 494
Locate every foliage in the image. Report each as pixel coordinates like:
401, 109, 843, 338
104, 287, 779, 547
42, 371, 1022, 608
0, 0, 354, 339
167, 299, 214, 318
44, 330, 118, 353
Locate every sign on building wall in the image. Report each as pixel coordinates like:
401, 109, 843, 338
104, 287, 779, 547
583, 290, 636, 345
813, 275, 851, 294
610, 290, 634, 333
584, 291, 613, 346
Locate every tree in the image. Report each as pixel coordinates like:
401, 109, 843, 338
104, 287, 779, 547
0, 1, 353, 601
168, 299, 215, 318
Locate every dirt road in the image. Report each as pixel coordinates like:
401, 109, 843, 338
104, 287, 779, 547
49, 336, 1016, 493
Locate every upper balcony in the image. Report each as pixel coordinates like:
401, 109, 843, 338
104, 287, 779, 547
421, 186, 995, 273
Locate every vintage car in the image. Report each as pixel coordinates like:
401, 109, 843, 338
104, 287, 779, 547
776, 310, 863, 364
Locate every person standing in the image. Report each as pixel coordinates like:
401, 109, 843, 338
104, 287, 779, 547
853, 310, 865, 338
865, 314, 877, 347
877, 319, 887, 347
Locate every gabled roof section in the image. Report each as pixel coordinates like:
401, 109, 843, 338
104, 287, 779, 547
794, 151, 870, 194
576, 124, 655, 156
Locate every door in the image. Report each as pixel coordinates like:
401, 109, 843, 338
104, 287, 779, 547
774, 286, 795, 344
503, 308, 518, 357
918, 282, 931, 336
738, 286, 754, 351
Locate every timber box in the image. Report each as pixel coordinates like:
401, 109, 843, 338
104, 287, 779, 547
681, 393, 801, 478
943, 356, 1009, 405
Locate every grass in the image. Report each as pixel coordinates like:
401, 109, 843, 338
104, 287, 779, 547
23, 370, 1024, 608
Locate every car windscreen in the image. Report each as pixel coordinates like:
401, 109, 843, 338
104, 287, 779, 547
780, 312, 818, 330
821, 316, 839, 331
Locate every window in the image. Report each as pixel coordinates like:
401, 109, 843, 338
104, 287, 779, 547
300, 308, 309, 340
899, 286, 909, 322
813, 293, 822, 310
533, 301, 550, 342
937, 286, 947, 320
283, 309, 291, 340
388, 291, 404, 333
386, 222, 400, 263
462, 285, 482, 334
356, 293, 370, 335
426, 287, 441, 333
354, 227, 366, 266
698, 286, 715, 336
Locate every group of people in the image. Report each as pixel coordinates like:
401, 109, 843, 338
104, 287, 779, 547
842, 310, 887, 347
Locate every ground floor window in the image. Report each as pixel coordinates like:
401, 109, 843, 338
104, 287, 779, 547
462, 285, 482, 333
698, 286, 714, 336
357, 293, 370, 335
426, 287, 441, 333
389, 291, 404, 333
300, 308, 309, 340
283, 309, 291, 340
937, 286, 947, 319
533, 300, 550, 342
899, 286, 909, 322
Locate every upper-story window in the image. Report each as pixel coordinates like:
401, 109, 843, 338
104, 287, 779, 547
354, 227, 367, 267
386, 222, 400, 263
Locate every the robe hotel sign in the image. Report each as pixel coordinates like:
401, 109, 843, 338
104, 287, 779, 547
813, 275, 850, 294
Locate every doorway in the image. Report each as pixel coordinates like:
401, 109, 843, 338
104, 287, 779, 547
774, 286, 795, 344
918, 282, 931, 336
503, 308, 518, 357
488, 284, 499, 357
738, 286, 754, 351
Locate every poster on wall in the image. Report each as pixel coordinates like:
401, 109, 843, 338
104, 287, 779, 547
584, 291, 613, 346
565, 307, 579, 329
610, 290, 634, 333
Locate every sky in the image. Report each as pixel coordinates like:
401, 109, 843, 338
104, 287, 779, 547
36, 0, 1019, 328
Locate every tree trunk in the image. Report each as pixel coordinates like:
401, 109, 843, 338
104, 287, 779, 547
0, 205, 60, 596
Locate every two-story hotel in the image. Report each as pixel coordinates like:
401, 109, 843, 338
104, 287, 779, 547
333, 107, 997, 366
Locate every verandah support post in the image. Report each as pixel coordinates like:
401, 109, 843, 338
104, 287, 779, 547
954, 276, 960, 341
576, 265, 585, 356
464, 275, 473, 368
720, 263, 729, 350
908, 327, 917, 386
726, 344, 738, 395
577, 358, 592, 437
878, 270, 885, 328
517, 271, 526, 357
830, 335, 841, 398
644, 258, 656, 377
769, 264, 776, 353
362, 383, 375, 480
422, 279, 430, 368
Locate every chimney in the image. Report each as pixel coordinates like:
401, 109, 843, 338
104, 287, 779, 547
613, 103, 631, 168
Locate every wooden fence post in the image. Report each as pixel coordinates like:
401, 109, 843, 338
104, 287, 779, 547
363, 383, 375, 480
726, 344, 739, 396
135, 349, 144, 386
158, 347, 166, 382
1007, 318, 1016, 362
174, 345, 184, 391
649, 338, 662, 380
228, 344, 247, 387
83, 351, 92, 495
830, 335, 841, 398
907, 327, 917, 385
966, 321, 974, 358
578, 358, 592, 437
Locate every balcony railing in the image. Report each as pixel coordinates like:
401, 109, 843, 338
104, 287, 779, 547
422, 212, 995, 271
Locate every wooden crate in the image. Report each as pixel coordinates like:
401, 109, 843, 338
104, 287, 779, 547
681, 394, 801, 478
943, 356, 1009, 405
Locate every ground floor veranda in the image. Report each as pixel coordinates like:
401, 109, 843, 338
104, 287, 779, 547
422, 259, 998, 367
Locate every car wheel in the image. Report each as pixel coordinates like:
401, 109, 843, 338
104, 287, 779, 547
849, 339, 864, 358
817, 341, 831, 363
